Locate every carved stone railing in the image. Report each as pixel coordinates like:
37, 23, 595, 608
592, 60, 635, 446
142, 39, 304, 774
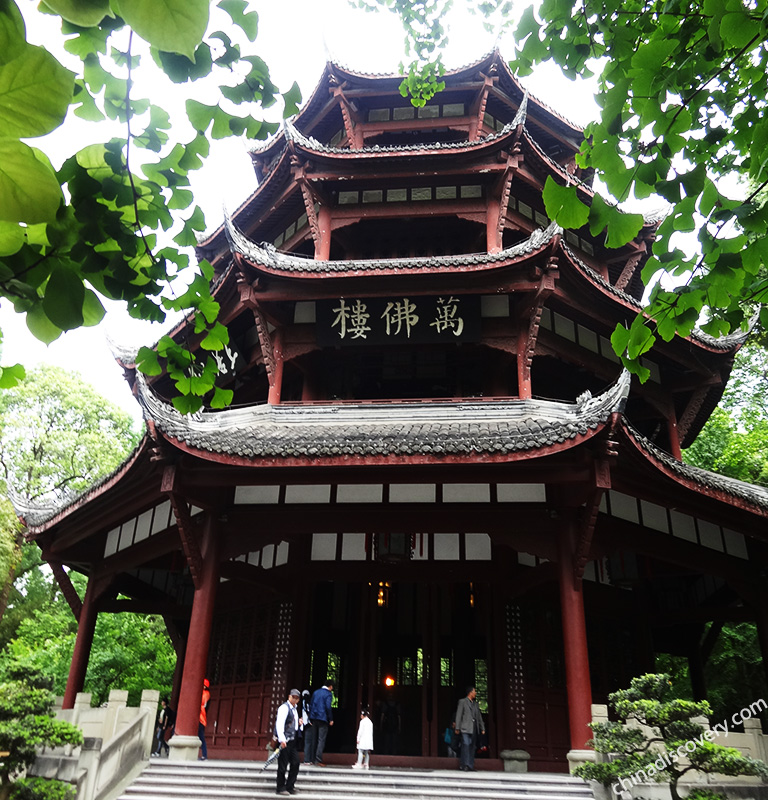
30, 689, 158, 800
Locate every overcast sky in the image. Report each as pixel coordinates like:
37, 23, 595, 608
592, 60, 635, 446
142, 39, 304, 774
2, 0, 600, 420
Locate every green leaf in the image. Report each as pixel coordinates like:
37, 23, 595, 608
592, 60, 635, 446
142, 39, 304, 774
82, 288, 106, 326
41, 0, 109, 26
610, 323, 631, 357
0, 362, 25, 388
200, 321, 229, 350
720, 12, 759, 48
112, 0, 209, 59
588, 195, 644, 248
172, 393, 203, 414
218, 0, 257, 40
0, 219, 24, 255
209, 385, 233, 409
0, 0, 26, 66
42, 265, 85, 330
626, 315, 655, 360
282, 81, 301, 117
542, 177, 588, 229
136, 345, 163, 376
25, 304, 63, 344
0, 140, 62, 224
0, 44, 75, 137
153, 43, 212, 83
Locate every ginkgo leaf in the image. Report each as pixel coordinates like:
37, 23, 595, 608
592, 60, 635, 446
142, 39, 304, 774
113, 0, 209, 59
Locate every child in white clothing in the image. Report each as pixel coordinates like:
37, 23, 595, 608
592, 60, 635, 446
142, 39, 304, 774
353, 708, 374, 769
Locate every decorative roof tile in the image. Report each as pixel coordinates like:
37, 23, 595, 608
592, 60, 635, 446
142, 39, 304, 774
226, 215, 560, 275
135, 369, 631, 462
623, 422, 768, 512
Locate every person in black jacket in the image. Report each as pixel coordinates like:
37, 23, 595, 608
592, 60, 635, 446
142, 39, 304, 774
152, 698, 175, 757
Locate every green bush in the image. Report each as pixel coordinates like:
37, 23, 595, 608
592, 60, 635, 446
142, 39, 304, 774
10, 778, 76, 800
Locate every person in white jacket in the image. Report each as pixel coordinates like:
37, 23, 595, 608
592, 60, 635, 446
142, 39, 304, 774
352, 708, 374, 769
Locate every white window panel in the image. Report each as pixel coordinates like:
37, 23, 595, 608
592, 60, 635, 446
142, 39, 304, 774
311, 533, 337, 561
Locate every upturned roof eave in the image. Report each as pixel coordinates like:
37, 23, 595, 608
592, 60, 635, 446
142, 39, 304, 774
558, 244, 746, 356
618, 419, 768, 521
18, 435, 153, 535
132, 369, 632, 466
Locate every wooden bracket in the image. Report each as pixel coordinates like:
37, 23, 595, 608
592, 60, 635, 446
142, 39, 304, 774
469, 72, 495, 141
164, 465, 204, 590
252, 307, 278, 389
615, 252, 643, 292
574, 437, 617, 582
677, 385, 710, 444
332, 86, 363, 148
517, 272, 557, 397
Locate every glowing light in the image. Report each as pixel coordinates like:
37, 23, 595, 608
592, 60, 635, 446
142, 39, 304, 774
384, 676, 395, 687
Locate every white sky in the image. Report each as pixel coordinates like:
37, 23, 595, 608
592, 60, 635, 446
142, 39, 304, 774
1, 0, 601, 420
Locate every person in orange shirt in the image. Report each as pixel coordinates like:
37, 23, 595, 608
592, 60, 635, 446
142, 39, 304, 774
199, 678, 211, 761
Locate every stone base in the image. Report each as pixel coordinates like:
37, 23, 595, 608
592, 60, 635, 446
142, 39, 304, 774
567, 748, 596, 774
500, 749, 531, 773
168, 735, 203, 762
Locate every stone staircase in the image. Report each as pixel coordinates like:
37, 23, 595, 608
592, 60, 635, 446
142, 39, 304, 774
117, 760, 595, 800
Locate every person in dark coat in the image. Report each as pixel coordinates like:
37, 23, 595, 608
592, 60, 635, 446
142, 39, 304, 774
303, 680, 334, 765
454, 686, 485, 771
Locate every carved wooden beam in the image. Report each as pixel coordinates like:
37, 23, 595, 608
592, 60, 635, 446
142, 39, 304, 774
517, 266, 558, 398
574, 434, 619, 582
332, 86, 363, 148
469, 73, 494, 141
163, 465, 203, 590
614, 252, 643, 292
252, 306, 277, 390
493, 149, 523, 245
48, 560, 83, 621
677, 385, 711, 443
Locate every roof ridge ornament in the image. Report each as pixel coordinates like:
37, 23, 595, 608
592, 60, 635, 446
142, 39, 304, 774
512, 90, 529, 128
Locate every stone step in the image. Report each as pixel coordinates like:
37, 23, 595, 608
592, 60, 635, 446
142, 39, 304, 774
118, 761, 594, 800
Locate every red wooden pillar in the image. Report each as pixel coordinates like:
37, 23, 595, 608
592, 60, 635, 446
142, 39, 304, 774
316, 206, 332, 261
557, 524, 593, 751
486, 196, 502, 253
62, 578, 99, 709
667, 413, 683, 461
173, 514, 221, 746
267, 331, 284, 405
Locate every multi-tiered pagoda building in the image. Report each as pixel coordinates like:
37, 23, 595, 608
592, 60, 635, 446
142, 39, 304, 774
21, 51, 768, 771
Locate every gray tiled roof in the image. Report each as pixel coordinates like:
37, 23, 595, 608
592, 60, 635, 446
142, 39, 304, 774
624, 422, 768, 512
561, 245, 747, 352
135, 370, 632, 461
226, 216, 561, 275
14, 440, 147, 530
283, 117, 520, 155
